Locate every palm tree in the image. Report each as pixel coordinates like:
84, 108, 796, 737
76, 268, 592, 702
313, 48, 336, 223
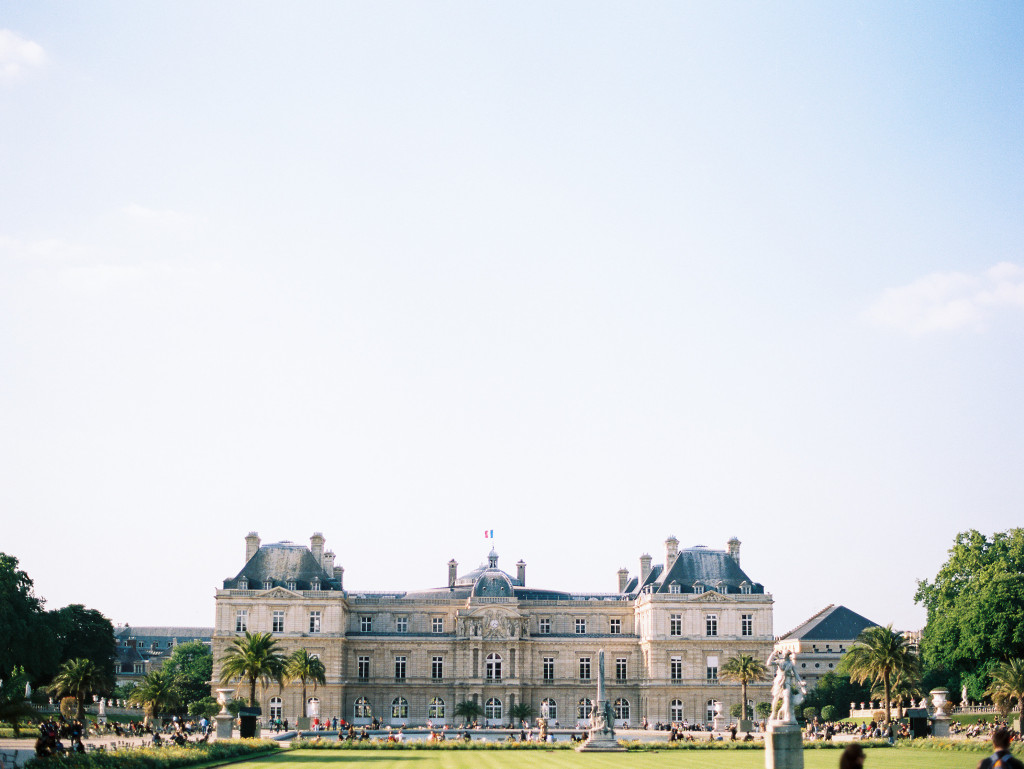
510, 702, 534, 726
720, 654, 769, 722
986, 658, 1024, 723
454, 699, 483, 724
871, 666, 921, 720
218, 631, 286, 706
47, 658, 107, 721
129, 670, 179, 722
841, 624, 917, 726
284, 649, 327, 719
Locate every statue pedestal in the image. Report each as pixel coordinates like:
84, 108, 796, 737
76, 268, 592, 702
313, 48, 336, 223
216, 713, 234, 740
577, 732, 624, 752
932, 716, 950, 738
765, 722, 803, 769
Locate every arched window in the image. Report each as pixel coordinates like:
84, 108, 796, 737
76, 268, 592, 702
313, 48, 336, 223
541, 698, 557, 720
428, 697, 445, 719
670, 699, 683, 722
578, 698, 593, 720
485, 697, 502, 721
269, 697, 282, 720
613, 698, 629, 721
485, 653, 502, 681
706, 699, 717, 723
391, 697, 408, 719
354, 697, 371, 718
307, 697, 320, 717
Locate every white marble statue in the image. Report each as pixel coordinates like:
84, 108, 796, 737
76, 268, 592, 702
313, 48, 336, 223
767, 650, 807, 724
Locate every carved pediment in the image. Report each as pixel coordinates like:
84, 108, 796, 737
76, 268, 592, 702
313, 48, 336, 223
262, 586, 299, 598
456, 607, 527, 639
693, 591, 736, 602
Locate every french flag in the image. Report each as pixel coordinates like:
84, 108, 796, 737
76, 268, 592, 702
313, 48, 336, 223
484, 530, 494, 538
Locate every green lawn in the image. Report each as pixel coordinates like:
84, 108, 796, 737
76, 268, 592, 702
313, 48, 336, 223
226, 748, 980, 769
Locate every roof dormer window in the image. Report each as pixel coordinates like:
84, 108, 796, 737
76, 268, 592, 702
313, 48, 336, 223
287, 581, 297, 591
740, 581, 752, 594
264, 580, 273, 590
669, 582, 681, 594
238, 578, 248, 590
693, 582, 705, 594
311, 578, 320, 590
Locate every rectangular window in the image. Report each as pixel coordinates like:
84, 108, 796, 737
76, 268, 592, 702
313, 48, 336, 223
309, 611, 321, 633
431, 656, 443, 680
235, 610, 248, 632
575, 618, 586, 634
543, 657, 554, 681
432, 617, 444, 633
742, 613, 753, 637
706, 655, 719, 682
609, 618, 621, 634
360, 616, 372, 632
579, 657, 591, 680
357, 656, 370, 680
539, 618, 551, 634
670, 655, 682, 681
272, 610, 284, 633
670, 613, 682, 636
396, 616, 408, 633
616, 657, 627, 682
394, 656, 406, 680
705, 613, 718, 637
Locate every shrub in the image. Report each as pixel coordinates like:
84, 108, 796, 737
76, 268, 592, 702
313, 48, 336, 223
730, 704, 743, 718
821, 706, 838, 722
23, 738, 277, 769
755, 702, 772, 718
802, 707, 817, 722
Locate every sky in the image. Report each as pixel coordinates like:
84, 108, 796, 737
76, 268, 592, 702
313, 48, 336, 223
1, 2, 1022, 639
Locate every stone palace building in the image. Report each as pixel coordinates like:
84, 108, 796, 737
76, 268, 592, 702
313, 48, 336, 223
212, 532, 774, 727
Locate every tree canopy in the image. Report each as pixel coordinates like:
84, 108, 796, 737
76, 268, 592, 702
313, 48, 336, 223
48, 658, 107, 720
163, 641, 213, 708
47, 604, 116, 683
0, 554, 58, 681
284, 649, 326, 718
218, 631, 285, 706
915, 529, 1024, 673
720, 653, 768, 721
840, 624, 919, 725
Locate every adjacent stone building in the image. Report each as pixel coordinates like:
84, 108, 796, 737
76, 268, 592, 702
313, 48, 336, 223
773, 604, 880, 689
212, 532, 774, 727
114, 625, 214, 686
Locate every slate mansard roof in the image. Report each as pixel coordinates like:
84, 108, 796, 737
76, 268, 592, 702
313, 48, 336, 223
625, 546, 764, 596
779, 604, 879, 642
223, 541, 342, 591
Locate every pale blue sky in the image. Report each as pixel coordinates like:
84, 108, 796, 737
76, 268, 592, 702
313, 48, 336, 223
1, 3, 1022, 635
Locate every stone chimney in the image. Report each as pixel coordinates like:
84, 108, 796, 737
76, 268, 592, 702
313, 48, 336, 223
727, 537, 741, 566
665, 536, 679, 570
310, 532, 325, 564
245, 532, 261, 562
640, 553, 652, 583
323, 550, 336, 574
516, 560, 526, 586
617, 567, 630, 593
334, 565, 344, 589
448, 559, 458, 588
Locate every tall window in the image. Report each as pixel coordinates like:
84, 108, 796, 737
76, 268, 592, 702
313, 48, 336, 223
614, 698, 629, 721
485, 697, 502, 721
579, 657, 591, 680
742, 613, 753, 636
396, 616, 408, 633
428, 697, 445, 719
235, 610, 248, 632
670, 699, 683, 722
541, 698, 557, 719
706, 655, 719, 682
577, 699, 593, 720
610, 618, 621, 634
309, 611, 321, 633
539, 618, 551, 634
432, 617, 444, 633
486, 653, 502, 681
670, 614, 682, 636
354, 697, 371, 718
391, 697, 408, 719
360, 616, 372, 632
706, 699, 717, 723
705, 613, 718, 637
432, 656, 443, 680
269, 697, 282, 720
670, 655, 682, 681
543, 657, 555, 681
616, 657, 627, 682
575, 618, 587, 634
394, 655, 406, 680
357, 655, 370, 680
272, 610, 284, 633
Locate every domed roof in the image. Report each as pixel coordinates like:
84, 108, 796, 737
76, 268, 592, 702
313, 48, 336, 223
472, 570, 514, 597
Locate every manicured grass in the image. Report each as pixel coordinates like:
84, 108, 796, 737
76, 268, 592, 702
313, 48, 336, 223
224, 748, 984, 769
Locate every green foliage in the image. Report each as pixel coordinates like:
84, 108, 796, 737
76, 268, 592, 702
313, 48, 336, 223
46, 605, 117, 684
293, 739, 576, 751
48, 658, 107, 720
218, 631, 285, 706
188, 696, 220, 720
803, 672, 871, 719
802, 706, 817, 721
23, 738, 277, 769
0, 553, 59, 682
227, 698, 247, 717
129, 670, 179, 719
284, 649, 327, 718
729, 703, 743, 718
820, 705, 838, 721
915, 529, 1024, 674
986, 658, 1024, 717
840, 624, 919, 724
162, 641, 213, 708
453, 700, 483, 721
509, 703, 534, 723
0, 666, 36, 735
755, 702, 772, 718
719, 654, 769, 721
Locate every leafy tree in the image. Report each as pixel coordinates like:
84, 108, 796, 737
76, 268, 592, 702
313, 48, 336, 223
454, 700, 483, 722
720, 654, 768, 721
46, 604, 116, 683
915, 529, 1024, 675
871, 666, 921, 720
755, 702, 772, 719
510, 702, 534, 724
163, 641, 213, 707
48, 658, 107, 720
986, 658, 1024, 722
802, 672, 871, 720
188, 696, 221, 720
284, 649, 326, 718
840, 624, 918, 725
803, 706, 817, 722
820, 705, 838, 722
729, 703, 743, 718
129, 670, 179, 721
0, 553, 59, 681
218, 631, 285, 706
0, 667, 36, 736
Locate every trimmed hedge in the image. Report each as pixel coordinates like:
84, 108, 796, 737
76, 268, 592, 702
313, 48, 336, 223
899, 738, 1024, 755
292, 737, 895, 752
23, 739, 278, 769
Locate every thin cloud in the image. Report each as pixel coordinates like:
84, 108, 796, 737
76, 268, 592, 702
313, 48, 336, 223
0, 29, 46, 82
121, 203, 198, 229
864, 262, 1024, 335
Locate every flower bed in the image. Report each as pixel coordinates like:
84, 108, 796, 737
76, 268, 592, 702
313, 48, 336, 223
23, 739, 278, 769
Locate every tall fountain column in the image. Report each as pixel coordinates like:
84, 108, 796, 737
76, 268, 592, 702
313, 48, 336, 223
577, 649, 625, 752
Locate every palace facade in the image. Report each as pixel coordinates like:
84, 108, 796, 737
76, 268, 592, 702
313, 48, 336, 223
212, 532, 773, 727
